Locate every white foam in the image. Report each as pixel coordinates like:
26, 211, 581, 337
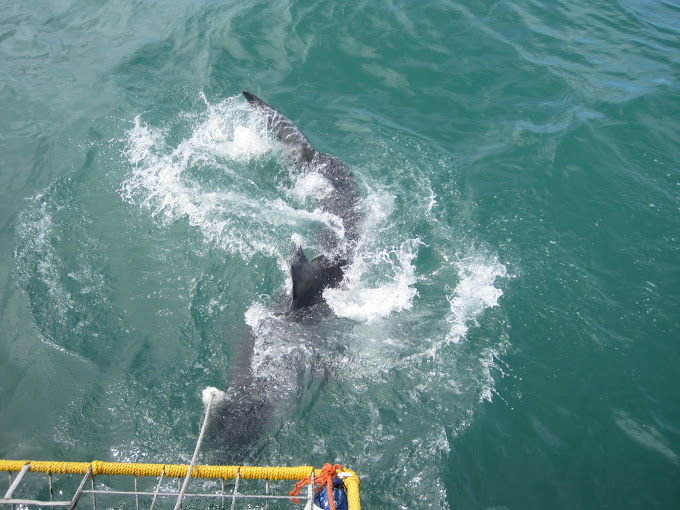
15, 196, 74, 321
122, 95, 336, 263
244, 301, 271, 331
360, 190, 395, 232
324, 239, 420, 322
288, 172, 334, 204
201, 386, 227, 408
478, 345, 510, 403
120, 96, 514, 459
316, 188, 421, 322
446, 254, 506, 343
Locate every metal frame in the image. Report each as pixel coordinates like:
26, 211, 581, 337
0, 395, 350, 509
1, 466, 315, 509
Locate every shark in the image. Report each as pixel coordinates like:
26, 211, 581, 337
242, 91, 360, 311
202, 92, 361, 462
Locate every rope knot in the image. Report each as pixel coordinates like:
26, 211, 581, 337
289, 463, 345, 510
91, 460, 103, 476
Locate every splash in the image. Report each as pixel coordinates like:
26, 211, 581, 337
118, 96, 513, 503
446, 254, 507, 344
324, 238, 420, 322
14, 195, 74, 321
288, 171, 335, 204
121, 94, 344, 263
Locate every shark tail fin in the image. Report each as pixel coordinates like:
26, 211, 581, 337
243, 91, 316, 163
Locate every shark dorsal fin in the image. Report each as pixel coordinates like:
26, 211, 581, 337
289, 247, 344, 311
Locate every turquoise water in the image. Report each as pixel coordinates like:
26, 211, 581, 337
2, 0, 679, 508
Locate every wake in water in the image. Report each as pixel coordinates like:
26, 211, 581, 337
122, 93, 426, 320
192, 90, 366, 459
119, 91, 509, 490
11, 90, 510, 501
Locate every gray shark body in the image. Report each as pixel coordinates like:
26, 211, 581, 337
204, 93, 360, 462
243, 91, 360, 311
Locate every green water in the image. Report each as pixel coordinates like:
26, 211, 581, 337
2, 0, 679, 508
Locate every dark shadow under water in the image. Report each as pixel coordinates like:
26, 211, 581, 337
202, 297, 349, 464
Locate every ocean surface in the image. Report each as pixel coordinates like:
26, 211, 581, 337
1, 0, 679, 508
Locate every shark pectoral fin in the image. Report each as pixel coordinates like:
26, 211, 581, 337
243, 91, 316, 163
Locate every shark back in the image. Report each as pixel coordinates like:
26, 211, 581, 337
242, 92, 358, 311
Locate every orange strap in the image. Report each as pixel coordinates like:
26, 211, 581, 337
289, 463, 344, 510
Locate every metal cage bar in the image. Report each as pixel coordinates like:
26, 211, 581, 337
1, 468, 359, 509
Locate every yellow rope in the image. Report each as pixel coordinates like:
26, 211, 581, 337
0, 460, 318, 480
341, 469, 361, 510
0, 459, 360, 510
